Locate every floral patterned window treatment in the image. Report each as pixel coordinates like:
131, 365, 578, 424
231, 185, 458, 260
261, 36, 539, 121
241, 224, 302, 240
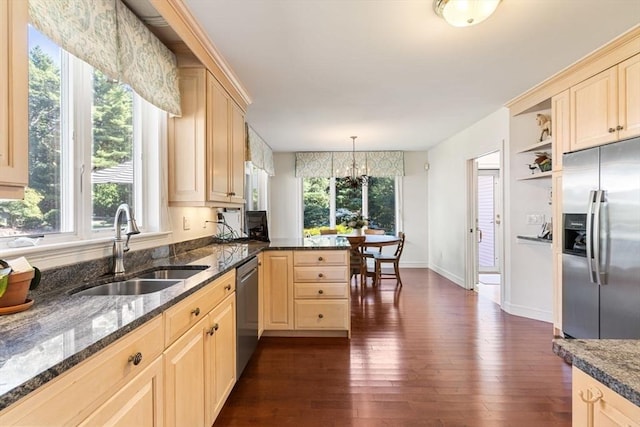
29, 0, 181, 116
247, 125, 275, 176
295, 151, 404, 178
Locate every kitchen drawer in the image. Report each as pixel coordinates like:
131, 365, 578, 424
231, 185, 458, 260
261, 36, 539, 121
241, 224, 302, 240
294, 300, 349, 330
164, 270, 235, 346
0, 316, 164, 426
293, 266, 348, 283
294, 282, 348, 299
294, 250, 348, 266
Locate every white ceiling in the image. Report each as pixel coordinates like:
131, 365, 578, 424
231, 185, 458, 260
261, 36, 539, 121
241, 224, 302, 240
181, 0, 639, 152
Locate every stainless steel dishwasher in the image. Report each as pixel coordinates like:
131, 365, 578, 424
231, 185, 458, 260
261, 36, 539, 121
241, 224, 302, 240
236, 256, 259, 377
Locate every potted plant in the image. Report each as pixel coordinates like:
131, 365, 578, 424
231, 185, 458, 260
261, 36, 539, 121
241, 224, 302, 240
340, 211, 368, 235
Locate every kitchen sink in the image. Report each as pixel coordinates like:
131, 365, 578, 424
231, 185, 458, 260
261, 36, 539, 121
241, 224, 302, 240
134, 265, 209, 280
73, 279, 182, 296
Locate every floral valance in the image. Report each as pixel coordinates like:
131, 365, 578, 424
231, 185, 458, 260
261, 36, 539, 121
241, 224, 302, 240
295, 151, 404, 178
29, 0, 181, 116
247, 125, 275, 176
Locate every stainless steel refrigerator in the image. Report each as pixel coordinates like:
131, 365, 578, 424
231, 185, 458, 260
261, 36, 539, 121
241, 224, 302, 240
562, 137, 640, 339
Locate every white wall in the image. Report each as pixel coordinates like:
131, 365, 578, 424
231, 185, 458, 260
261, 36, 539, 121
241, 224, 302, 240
427, 108, 509, 286
270, 152, 429, 268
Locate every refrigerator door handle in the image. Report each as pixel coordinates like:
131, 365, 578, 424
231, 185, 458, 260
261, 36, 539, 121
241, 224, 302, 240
586, 190, 597, 283
594, 189, 605, 285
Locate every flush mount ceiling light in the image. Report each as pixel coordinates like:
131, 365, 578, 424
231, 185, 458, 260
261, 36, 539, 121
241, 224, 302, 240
433, 0, 502, 27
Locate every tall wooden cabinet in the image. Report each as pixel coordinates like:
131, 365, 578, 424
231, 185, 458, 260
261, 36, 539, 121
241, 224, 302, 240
168, 67, 245, 206
569, 53, 640, 152
262, 251, 294, 330
0, 0, 28, 199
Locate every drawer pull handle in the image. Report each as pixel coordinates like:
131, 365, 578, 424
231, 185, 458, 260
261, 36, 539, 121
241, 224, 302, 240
617, 125, 624, 131
318, 289, 324, 294
318, 256, 324, 261
128, 352, 143, 366
191, 307, 201, 316
318, 273, 324, 278
318, 313, 324, 319
579, 387, 603, 404
225, 284, 232, 291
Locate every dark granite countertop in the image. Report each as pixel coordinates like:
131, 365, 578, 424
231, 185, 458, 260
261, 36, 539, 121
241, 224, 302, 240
0, 237, 349, 411
553, 338, 640, 406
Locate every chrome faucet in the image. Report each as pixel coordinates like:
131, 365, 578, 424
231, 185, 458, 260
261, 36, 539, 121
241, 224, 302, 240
113, 203, 140, 277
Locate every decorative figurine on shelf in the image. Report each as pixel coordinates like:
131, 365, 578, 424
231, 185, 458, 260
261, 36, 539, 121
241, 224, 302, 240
536, 114, 551, 142
534, 151, 552, 172
527, 164, 538, 175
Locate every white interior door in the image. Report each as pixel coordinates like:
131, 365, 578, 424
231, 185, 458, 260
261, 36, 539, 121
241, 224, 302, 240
477, 170, 500, 273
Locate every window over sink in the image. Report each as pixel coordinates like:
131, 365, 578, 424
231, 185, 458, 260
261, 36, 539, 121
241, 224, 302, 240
0, 27, 163, 246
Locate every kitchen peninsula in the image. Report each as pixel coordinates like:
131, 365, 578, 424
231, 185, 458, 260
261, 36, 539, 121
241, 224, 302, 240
0, 236, 349, 425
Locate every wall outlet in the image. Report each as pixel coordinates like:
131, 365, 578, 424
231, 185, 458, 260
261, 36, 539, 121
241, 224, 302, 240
526, 213, 545, 225
182, 216, 191, 230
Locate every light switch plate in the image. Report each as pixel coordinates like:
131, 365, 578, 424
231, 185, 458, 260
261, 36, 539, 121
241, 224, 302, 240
183, 216, 191, 230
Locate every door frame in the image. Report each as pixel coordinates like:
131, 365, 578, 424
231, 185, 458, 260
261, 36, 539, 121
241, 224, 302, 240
465, 150, 504, 296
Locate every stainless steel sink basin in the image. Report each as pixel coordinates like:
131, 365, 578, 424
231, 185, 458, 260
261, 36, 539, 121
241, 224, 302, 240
134, 266, 208, 280
73, 279, 182, 296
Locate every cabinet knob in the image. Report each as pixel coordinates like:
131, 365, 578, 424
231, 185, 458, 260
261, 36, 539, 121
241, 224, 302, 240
207, 326, 216, 336
616, 125, 624, 131
318, 273, 324, 278
128, 352, 143, 366
214, 323, 219, 331
608, 127, 616, 133
318, 289, 324, 294
191, 307, 201, 316
228, 192, 236, 196
318, 256, 324, 261
318, 313, 324, 319
225, 284, 232, 291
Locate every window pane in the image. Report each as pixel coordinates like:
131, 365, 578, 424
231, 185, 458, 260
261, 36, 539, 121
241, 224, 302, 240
367, 177, 395, 234
303, 177, 330, 235
335, 177, 363, 231
0, 27, 63, 237
91, 70, 134, 230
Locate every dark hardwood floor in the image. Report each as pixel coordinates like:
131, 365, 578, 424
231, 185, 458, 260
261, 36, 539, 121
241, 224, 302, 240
215, 268, 572, 426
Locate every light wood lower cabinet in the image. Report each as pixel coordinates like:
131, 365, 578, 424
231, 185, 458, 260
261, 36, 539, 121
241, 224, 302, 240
0, 316, 164, 426
0, 272, 238, 427
261, 250, 350, 336
572, 367, 640, 427
79, 357, 164, 427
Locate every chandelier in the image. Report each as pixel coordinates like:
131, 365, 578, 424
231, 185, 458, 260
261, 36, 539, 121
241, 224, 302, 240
342, 136, 369, 189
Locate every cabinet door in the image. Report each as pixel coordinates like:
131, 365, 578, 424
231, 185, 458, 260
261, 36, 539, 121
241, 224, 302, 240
263, 251, 294, 330
570, 67, 618, 151
552, 89, 570, 164
207, 74, 231, 202
205, 294, 236, 425
79, 357, 163, 427
168, 68, 206, 203
617, 53, 640, 141
164, 317, 207, 427
572, 367, 640, 427
229, 101, 246, 204
0, 0, 28, 199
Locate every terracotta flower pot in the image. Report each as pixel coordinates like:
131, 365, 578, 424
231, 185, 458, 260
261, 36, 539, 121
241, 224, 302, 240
0, 269, 35, 307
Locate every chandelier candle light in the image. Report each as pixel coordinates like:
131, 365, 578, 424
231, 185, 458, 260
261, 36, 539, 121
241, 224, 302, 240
343, 136, 369, 189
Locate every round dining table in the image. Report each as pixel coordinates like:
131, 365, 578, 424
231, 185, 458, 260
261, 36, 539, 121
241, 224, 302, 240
341, 234, 400, 247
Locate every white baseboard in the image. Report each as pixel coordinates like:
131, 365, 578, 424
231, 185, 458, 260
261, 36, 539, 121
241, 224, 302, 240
501, 301, 553, 323
428, 265, 465, 288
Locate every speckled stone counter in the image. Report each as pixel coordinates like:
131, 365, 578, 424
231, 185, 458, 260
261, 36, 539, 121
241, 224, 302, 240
553, 339, 640, 406
0, 237, 349, 411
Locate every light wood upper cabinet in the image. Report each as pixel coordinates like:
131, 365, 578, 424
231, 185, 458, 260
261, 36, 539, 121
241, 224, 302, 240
169, 68, 245, 206
0, 0, 28, 199
552, 90, 570, 167
618, 53, 640, 141
570, 53, 640, 152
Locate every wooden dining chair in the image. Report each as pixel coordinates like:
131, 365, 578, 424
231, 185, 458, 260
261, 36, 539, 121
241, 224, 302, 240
364, 228, 385, 235
319, 228, 338, 235
373, 232, 406, 288
346, 235, 367, 287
